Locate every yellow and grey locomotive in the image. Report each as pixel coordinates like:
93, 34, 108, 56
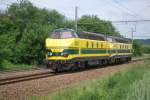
45, 28, 132, 72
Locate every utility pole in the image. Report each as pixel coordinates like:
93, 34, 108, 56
131, 22, 136, 44
75, 6, 78, 32
131, 27, 134, 44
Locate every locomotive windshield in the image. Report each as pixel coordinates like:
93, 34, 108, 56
50, 29, 78, 39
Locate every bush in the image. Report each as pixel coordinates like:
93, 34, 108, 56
0, 60, 35, 71
0, 60, 14, 70
142, 45, 150, 54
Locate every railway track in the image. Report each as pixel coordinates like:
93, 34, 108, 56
0, 72, 55, 85
0, 57, 149, 86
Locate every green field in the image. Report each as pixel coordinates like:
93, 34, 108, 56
31, 60, 150, 100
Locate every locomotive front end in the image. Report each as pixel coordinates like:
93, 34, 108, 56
45, 28, 79, 71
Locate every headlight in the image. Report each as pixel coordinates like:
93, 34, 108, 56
48, 52, 53, 56
61, 52, 68, 57
60, 52, 64, 56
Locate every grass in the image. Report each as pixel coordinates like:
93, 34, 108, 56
126, 72, 150, 100
133, 53, 150, 60
30, 60, 150, 100
0, 60, 36, 71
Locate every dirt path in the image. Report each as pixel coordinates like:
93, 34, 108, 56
0, 61, 143, 100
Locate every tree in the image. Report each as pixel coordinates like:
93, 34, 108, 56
0, 0, 63, 66
133, 40, 142, 56
78, 15, 120, 35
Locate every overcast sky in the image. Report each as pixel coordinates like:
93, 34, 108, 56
0, 0, 150, 39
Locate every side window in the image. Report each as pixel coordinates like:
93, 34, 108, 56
101, 43, 103, 48
86, 41, 88, 48
97, 42, 99, 48
92, 42, 94, 48
99, 42, 101, 48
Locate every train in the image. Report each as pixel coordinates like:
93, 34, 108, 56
45, 28, 132, 72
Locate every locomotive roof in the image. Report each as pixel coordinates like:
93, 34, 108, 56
109, 36, 132, 43
77, 31, 107, 41
54, 28, 75, 32
54, 28, 107, 41
53, 28, 131, 43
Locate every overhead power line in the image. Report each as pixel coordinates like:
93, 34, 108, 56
112, 0, 143, 19
111, 19, 150, 23
134, 35, 150, 37
106, 0, 137, 18
77, 19, 150, 25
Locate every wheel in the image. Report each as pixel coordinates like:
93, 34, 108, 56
52, 63, 63, 73
74, 61, 86, 70
46, 62, 51, 68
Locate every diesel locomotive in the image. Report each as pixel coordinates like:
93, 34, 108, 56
45, 28, 132, 72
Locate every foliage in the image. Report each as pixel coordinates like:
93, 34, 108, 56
133, 40, 142, 56
1, 60, 35, 71
0, 0, 120, 69
141, 45, 150, 54
0, 0, 60, 68
78, 15, 120, 35
135, 39, 150, 45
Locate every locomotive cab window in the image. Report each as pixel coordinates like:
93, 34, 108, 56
50, 29, 78, 39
